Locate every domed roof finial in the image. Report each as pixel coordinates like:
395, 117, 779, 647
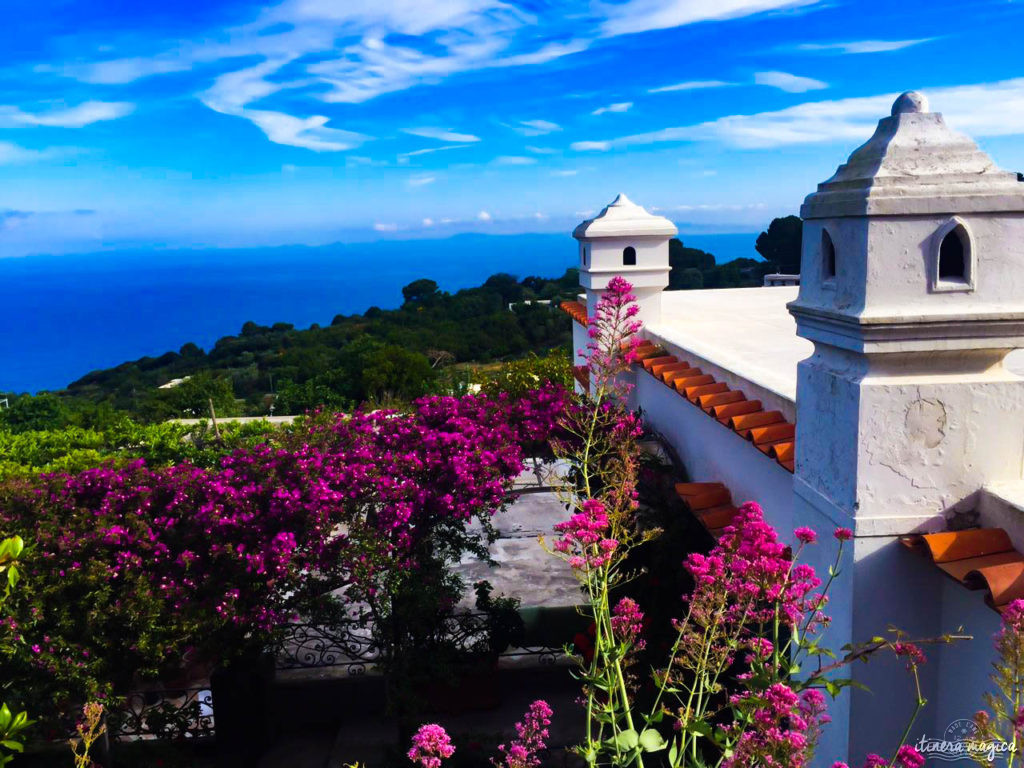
891, 91, 929, 116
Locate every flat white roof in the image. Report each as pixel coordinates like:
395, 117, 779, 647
647, 286, 1024, 404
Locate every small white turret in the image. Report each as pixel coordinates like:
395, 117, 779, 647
573, 194, 677, 325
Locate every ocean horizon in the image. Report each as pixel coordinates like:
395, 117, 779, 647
1, 232, 759, 393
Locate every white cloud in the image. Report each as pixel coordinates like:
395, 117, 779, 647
397, 144, 472, 163
0, 141, 54, 164
599, 0, 819, 36
403, 127, 481, 142
571, 140, 612, 151
508, 119, 561, 136
525, 145, 557, 154
551, 169, 579, 176
592, 102, 633, 115
477, 210, 492, 221
0, 101, 135, 128
200, 59, 370, 151
797, 38, 934, 54
422, 217, 435, 227
408, 175, 436, 187
373, 222, 399, 232
493, 155, 537, 165
569, 77, 1024, 151
648, 80, 735, 94
754, 71, 827, 93
44, 56, 191, 85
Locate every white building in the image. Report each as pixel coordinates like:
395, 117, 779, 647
562, 92, 1024, 766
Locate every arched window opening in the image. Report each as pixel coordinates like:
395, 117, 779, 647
939, 227, 967, 281
623, 246, 637, 266
822, 229, 836, 280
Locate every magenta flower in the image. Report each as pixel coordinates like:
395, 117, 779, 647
895, 745, 925, 768
494, 700, 553, 768
833, 527, 853, 541
408, 723, 455, 768
794, 526, 818, 544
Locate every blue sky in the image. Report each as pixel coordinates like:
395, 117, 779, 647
2, 0, 1023, 257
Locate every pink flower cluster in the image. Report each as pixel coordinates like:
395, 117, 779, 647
552, 499, 617, 571
494, 700, 553, 768
725, 683, 828, 768
583, 275, 643, 394
611, 597, 645, 650
685, 502, 824, 628
408, 723, 456, 768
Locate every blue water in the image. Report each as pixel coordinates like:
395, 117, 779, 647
0, 232, 758, 393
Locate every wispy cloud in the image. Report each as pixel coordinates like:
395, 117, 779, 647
477, 210, 492, 221
200, 59, 369, 151
0, 141, 65, 164
525, 145, 558, 154
493, 155, 537, 165
403, 127, 481, 142
796, 38, 934, 54
648, 80, 735, 94
592, 102, 633, 115
397, 144, 473, 162
0, 101, 134, 128
754, 71, 827, 93
551, 169, 579, 176
599, 0, 820, 36
373, 222, 399, 232
407, 174, 437, 187
571, 78, 1024, 150
508, 119, 561, 136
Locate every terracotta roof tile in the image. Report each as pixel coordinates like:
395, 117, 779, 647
713, 400, 762, 421
651, 360, 688, 378
699, 505, 741, 530
903, 528, 1024, 612
663, 367, 703, 384
684, 382, 729, 402
572, 365, 590, 393
631, 340, 797, 474
749, 423, 796, 445
672, 374, 715, 392
634, 344, 667, 362
699, 391, 746, 411
770, 442, 795, 462
731, 411, 785, 432
642, 355, 677, 371
560, 300, 587, 325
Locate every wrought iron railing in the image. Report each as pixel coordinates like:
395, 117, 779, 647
108, 686, 214, 741
273, 615, 563, 674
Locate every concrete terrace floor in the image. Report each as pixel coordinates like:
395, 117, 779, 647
649, 286, 1024, 404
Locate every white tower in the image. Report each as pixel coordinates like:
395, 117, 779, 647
789, 91, 1024, 763
573, 194, 677, 326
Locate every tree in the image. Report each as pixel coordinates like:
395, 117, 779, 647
669, 238, 715, 272
402, 278, 440, 306
755, 215, 803, 274
1, 394, 71, 433
484, 273, 524, 304
676, 268, 704, 290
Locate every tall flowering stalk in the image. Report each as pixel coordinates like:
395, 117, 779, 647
972, 599, 1024, 766
547, 277, 950, 768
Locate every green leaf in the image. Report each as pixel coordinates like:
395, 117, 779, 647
614, 729, 639, 751
639, 729, 666, 752
0, 741, 22, 752
683, 720, 712, 738
668, 742, 678, 766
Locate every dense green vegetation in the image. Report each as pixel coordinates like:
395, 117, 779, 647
1, 219, 802, 424
39, 269, 581, 420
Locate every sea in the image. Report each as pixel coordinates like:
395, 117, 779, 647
0, 232, 759, 394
